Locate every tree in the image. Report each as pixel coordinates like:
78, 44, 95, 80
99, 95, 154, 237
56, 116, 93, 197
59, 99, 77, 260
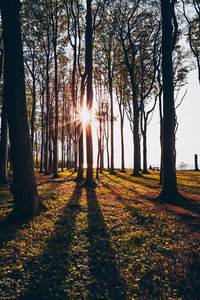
50, 0, 64, 178
84, 0, 95, 186
0, 0, 44, 219
100, 18, 116, 175
84, 0, 104, 186
114, 0, 149, 176
115, 67, 129, 173
158, 0, 180, 201
64, 0, 83, 178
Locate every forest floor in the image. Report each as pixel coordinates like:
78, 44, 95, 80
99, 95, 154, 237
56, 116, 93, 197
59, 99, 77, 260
0, 169, 200, 300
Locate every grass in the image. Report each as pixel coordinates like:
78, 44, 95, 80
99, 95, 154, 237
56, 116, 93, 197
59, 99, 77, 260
0, 169, 200, 299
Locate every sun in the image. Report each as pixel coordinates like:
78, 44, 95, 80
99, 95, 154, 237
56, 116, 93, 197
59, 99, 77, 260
79, 106, 91, 125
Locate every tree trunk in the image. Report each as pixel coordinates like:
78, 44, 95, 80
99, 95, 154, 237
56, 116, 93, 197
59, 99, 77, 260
1, 0, 43, 219
119, 108, 125, 173
159, 88, 163, 184
39, 93, 44, 173
194, 154, 199, 171
96, 139, 100, 179
132, 104, 140, 176
106, 108, 110, 171
44, 48, 50, 175
49, 112, 53, 173
0, 94, 8, 184
30, 59, 36, 149
100, 137, 104, 173
108, 59, 114, 175
61, 86, 65, 172
52, 43, 59, 178
72, 46, 78, 173
158, 0, 179, 200
142, 124, 149, 174
35, 130, 39, 170
76, 74, 85, 181
84, 0, 95, 186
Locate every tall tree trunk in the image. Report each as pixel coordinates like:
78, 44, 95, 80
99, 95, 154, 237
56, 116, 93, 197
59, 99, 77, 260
44, 49, 50, 175
119, 106, 125, 173
132, 103, 140, 176
96, 138, 100, 179
108, 60, 114, 174
159, 89, 163, 184
1, 0, 43, 219
52, 44, 59, 178
106, 108, 110, 171
0, 95, 8, 184
100, 138, 104, 173
30, 59, 36, 149
72, 47, 78, 173
39, 93, 44, 173
76, 75, 85, 181
35, 130, 38, 170
49, 108, 53, 173
142, 123, 149, 174
158, 0, 179, 200
61, 86, 65, 172
84, 0, 95, 186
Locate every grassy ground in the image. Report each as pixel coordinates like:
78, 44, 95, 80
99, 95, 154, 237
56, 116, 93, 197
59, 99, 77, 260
0, 169, 200, 300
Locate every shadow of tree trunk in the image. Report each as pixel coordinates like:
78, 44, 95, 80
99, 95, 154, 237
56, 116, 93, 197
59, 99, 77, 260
86, 187, 127, 299
16, 184, 83, 299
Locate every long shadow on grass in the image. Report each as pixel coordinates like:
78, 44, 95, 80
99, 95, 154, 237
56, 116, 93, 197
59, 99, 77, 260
105, 172, 200, 221
85, 187, 127, 299
100, 177, 200, 233
99, 178, 143, 205
111, 171, 161, 191
17, 183, 83, 300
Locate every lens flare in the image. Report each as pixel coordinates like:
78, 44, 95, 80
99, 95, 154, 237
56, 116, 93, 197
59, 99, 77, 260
79, 106, 90, 125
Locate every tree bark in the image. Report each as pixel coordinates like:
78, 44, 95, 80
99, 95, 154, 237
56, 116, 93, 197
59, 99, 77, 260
142, 120, 149, 174
52, 44, 59, 178
158, 0, 179, 200
119, 105, 125, 173
44, 42, 50, 175
106, 107, 110, 171
39, 92, 45, 173
132, 102, 140, 176
30, 58, 36, 149
108, 56, 114, 174
76, 74, 85, 181
1, 0, 43, 219
0, 94, 8, 184
52, 0, 59, 178
84, 0, 95, 186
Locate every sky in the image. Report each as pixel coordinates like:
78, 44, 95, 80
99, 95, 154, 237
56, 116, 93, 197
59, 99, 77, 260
91, 69, 200, 170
